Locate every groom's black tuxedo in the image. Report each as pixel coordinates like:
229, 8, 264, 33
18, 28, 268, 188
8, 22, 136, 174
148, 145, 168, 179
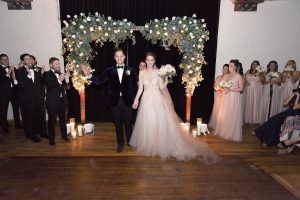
90, 65, 137, 149
91, 66, 137, 106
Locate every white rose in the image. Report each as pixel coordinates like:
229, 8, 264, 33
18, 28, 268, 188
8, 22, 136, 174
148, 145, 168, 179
96, 18, 100, 22
113, 22, 117, 25
163, 27, 167, 30
87, 17, 91, 21
98, 26, 102, 30
192, 14, 197, 18
67, 15, 71, 18
74, 15, 78, 18
104, 21, 107, 25
202, 24, 206, 28
145, 24, 149, 29
154, 19, 158, 22
108, 16, 112, 21
95, 12, 99, 16
172, 27, 176, 30
165, 17, 169, 20
149, 30, 153, 33
72, 21, 76, 25
172, 16, 176, 20
179, 21, 182, 24
155, 24, 158, 28
123, 19, 128, 22
193, 20, 197, 24
80, 13, 84, 16
183, 16, 187, 20
164, 32, 168, 36
114, 30, 118, 33
156, 31, 160, 35
72, 35, 76, 38
104, 32, 108, 36
79, 53, 83, 57
201, 19, 205, 22
90, 27, 94, 31
83, 30, 87, 34
79, 25, 84, 29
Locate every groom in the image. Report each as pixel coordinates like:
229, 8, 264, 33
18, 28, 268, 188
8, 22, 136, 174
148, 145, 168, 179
82, 49, 137, 153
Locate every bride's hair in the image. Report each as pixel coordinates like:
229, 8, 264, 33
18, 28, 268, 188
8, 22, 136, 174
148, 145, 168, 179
145, 52, 156, 60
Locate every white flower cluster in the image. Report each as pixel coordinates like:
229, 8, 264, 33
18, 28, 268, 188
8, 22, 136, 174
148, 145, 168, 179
219, 80, 233, 89
268, 71, 280, 80
256, 65, 264, 73
284, 66, 295, 72
158, 64, 176, 83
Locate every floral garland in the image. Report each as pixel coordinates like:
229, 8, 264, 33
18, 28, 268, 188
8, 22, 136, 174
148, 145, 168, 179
141, 14, 209, 95
62, 12, 136, 91
62, 13, 209, 95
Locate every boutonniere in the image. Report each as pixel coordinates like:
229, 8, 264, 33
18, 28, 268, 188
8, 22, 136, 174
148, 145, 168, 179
125, 70, 131, 75
33, 67, 40, 72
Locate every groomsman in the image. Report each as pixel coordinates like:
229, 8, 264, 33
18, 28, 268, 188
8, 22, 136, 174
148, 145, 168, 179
16, 53, 44, 142
43, 57, 70, 146
0, 54, 13, 136
29, 55, 48, 138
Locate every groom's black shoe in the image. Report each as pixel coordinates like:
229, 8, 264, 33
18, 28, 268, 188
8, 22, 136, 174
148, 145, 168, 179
117, 145, 124, 153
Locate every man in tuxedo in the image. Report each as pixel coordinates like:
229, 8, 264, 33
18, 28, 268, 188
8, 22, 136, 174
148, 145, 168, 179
44, 57, 70, 146
9, 66, 22, 129
0, 54, 13, 137
82, 48, 138, 153
16, 53, 45, 142
29, 55, 48, 138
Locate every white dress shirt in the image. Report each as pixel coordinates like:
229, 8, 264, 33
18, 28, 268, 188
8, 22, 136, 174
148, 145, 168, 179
26, 66, 35, 83
116, 65, 125, 96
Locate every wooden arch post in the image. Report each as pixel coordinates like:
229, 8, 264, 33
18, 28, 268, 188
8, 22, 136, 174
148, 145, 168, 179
186, 94, 192, 123
80, 91, 86, 123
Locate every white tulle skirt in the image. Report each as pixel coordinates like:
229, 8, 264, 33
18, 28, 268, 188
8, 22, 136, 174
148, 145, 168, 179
130, 88, 220, 163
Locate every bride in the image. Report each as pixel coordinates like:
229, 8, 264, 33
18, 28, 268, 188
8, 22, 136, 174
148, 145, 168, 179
130, 52, 220, 163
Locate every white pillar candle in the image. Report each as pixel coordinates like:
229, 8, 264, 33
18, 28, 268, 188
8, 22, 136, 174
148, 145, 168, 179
71, 130, 77, 139
192, 129, 197, 138
77, 125, 83, 136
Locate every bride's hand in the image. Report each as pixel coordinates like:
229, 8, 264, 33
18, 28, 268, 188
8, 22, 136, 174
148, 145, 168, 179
132, 101, 139, 109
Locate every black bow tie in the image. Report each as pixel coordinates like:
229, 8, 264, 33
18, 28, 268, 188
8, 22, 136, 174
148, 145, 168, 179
54, 71, 61, 75
116, 66, 124, 69
2, 65, 10, 69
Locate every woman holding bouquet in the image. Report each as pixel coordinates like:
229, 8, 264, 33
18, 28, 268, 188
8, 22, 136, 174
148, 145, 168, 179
261, 61, 282, 122
214, 60, 244, 142
280, 60, 299, 111
244, 61, 264, 124
209, 64, 229, 129
130, 52, 220, 163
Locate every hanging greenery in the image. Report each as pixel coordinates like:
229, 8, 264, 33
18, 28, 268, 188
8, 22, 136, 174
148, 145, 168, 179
62, 13, 209, 95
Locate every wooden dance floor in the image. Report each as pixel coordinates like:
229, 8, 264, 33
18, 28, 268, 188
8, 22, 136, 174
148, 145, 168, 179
0, 123, 299, 199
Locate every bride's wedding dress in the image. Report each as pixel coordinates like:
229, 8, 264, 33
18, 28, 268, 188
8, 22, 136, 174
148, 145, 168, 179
129, 69, 220, 163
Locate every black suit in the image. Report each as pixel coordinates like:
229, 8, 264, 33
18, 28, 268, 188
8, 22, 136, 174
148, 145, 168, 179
9, 71, 22, 127
44, 70, 68, 143
16, 66, 46, 139
0, 65, 12, 133
91, 66, 137, 146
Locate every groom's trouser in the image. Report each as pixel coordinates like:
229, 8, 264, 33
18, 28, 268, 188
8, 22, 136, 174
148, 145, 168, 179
111, 98, 133, 146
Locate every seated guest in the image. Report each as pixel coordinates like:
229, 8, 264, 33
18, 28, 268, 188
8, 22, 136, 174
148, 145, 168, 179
278, 116, 300, 154
253, 87, 300, 146
44, 57, 70, 146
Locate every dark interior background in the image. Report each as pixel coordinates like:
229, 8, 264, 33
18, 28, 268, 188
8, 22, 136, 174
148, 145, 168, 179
59, 0, 221, 124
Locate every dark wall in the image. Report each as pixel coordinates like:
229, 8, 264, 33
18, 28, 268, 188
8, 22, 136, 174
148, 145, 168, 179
60, 0, 220, 124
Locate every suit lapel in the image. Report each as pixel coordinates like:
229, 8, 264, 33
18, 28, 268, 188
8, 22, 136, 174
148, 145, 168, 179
120, 66, 127, 84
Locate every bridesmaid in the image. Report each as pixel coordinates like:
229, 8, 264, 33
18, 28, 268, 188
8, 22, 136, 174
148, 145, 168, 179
236, 60, 246, 120
214, 60, 244, 142
244, 61, 264, 124
280, 60, 299, 110
209, 64, 229, 129
260, 61, 282, 122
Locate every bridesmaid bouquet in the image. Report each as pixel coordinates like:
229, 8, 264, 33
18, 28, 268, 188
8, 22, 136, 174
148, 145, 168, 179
158, 64, 176, 83
268, 71, 279, 80
218, 80, 232, 89
256, 65, 264, 73
284, 66, 295, 72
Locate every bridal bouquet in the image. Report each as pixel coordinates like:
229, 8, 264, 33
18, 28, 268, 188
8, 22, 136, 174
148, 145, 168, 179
158, 64, 176, 83
256, 65, 264, 73
218, 80, 232, 89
